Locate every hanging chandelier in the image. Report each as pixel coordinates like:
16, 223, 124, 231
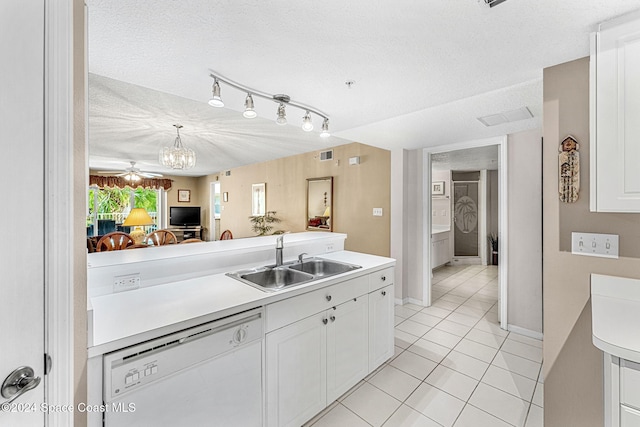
207, 70, 331, 137
159, 124, 196, 170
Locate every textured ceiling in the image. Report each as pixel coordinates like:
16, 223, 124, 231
86, 0, 640, 176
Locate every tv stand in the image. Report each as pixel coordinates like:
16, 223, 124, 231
169, 227, 202, 242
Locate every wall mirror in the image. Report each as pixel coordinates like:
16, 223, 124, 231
306, 177, 333, 232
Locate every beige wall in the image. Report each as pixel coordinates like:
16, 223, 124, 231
73, 0, 87, 424
543, 57, 640, 426
507, 129, 542, 334
216, 142, 391, 257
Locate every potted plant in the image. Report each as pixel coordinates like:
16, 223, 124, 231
488, 233, 498, 265
249, 210, 282, 236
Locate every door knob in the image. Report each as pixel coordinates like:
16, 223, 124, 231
1, 367, 41, 409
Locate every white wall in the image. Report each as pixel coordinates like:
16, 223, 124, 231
390, 148, 408, 301
406, 149, 425, 303
431, 169, 451, 227
507, 128, 543, 334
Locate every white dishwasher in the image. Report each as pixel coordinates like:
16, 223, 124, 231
103, 308, 263, 427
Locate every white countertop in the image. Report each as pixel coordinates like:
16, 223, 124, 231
432, 225, 450, 235
88, 250, 394, 357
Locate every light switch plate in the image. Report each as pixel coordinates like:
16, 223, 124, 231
373, 208, 383, 216
571, 232, 619, 259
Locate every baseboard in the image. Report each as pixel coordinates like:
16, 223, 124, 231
407, 297, 424, 306
451, 257, 482, 265
507, 324, 543, 341
395, 297, 409, 305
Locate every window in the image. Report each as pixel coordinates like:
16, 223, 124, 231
87, 186, 163, 236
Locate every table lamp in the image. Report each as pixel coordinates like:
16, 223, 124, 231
123, 208, 154, 244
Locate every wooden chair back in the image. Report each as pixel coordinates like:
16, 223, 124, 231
96, 232, 135, 252
220, 230, 233, 240
180, 238, 203, 244
146, 229, 178, 246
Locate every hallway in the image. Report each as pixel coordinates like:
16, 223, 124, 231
305, 265, 543, 427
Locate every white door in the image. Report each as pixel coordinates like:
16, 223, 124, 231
0, 0, 46, 424
266, 313, 327, 427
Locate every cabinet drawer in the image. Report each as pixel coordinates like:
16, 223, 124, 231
369, 267, 394, 292
621, 404, 640, 427
622, 359, 640, 410
266, 275, 368, 332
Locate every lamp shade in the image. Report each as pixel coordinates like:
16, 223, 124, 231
123, 208, 154, 227
322, 206, 331, 217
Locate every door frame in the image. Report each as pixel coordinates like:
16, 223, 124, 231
45, 0, 76, 425
423, 136, 508, 329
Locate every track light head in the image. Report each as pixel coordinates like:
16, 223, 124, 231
320, 118, 330, 138
276, 103, 287, 125
302, 111, 313, 132
208, 79, 224, 107
243, 93, 257, 118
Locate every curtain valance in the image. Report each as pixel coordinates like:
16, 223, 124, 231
89, 175, 173, 190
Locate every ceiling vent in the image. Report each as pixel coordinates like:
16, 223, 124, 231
319, 150, 333, 161
484, 0, 509, 7
477, 106, 533, 127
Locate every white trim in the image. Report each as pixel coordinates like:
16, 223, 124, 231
590, 32, 598, 212
422, 151, 432, 307
44, 0, 74, 426
423, 136, 509, 330
395, 297, 409, 305
507, 324, 543, 341
479, 170, 487, 265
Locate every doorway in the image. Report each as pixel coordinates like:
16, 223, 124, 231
424, 136, 507, 330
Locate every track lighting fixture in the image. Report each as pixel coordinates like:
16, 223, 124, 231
301, 111, 314, 132
208, 70, 329, 136
243, 93, 257, 118
276, 103, 287, 125
320, 118, 330, 138
208, 79, 224, 107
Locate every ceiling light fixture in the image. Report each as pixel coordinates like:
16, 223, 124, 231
243, 93, 257, 118
159, 124, 196, 170
302, 111, 314, 132
208, 70, 329, 135
484, 0, 508, 7
320, 118, 330, 138
208, 79, 224, 107
276, 103, 287, 125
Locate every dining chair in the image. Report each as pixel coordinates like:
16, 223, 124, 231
96, 232, 135, 251
146, 229, 178, 246
180, 238, 203, 244
220, 230, 233, 240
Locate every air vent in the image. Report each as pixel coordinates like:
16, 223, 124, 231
484, 0, 508, 7
477, 106, 533, 127
319, 150, 333, 161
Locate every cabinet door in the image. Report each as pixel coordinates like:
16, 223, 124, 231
266, 313, 327, 427
368, 284, 395, 372
593, 18, 640, 212
326, 296, 369, 403
621, 405, 640, 427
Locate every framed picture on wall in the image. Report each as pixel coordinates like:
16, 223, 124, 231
178, 189, 191, 202
432, 181, 445, 196
251, 183, 266, 216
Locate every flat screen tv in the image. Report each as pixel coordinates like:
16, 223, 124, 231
169, 206, 201, 227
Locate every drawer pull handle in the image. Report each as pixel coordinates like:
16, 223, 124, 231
381, 276, 386, 281
330, 316, 336, 322
322, 318, 328, 325
326, 295, 332, 302
381, 291, 386, 296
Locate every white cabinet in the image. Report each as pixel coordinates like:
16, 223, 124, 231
591, 13, 640, 212
431, 232, 451, 268
326, 297, 369, 402
368, 284, 394, 371
265, 267, 395, 427
621, 405, 640, 427
265, 313, 327, 427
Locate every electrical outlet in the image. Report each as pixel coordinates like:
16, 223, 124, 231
441, 210, 447, 216
373, 208, 383, 216
114, 274, 141, 292
325, 244, 334, 252
571, 232, 619, 259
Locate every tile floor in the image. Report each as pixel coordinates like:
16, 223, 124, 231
304, 265, 543, 427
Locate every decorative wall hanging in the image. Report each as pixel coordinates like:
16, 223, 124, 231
559, 135, 580, 203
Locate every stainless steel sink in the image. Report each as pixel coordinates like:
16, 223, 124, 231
227, 266, 314, 292
288, 257, 361, 277
226, 257, 361, 292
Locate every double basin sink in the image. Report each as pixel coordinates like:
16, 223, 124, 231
227, 257, 361, 292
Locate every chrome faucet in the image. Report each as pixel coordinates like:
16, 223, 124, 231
275, 235, 285, 267
298, 252, 308, 263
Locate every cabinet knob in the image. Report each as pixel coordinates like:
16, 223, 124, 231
326, 295, 332, 302
322, 318, 328, 325
381, 276, 386, 282
381, 291, 386, 296
330, 315, 336, 322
